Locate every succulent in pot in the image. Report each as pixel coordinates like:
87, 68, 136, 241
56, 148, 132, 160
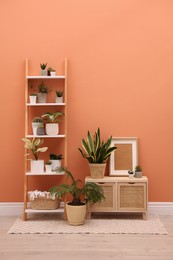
22, 138, 48, 173
41, 111, 63, 135
78, 128, 117, 179
40, 63, 47, 76
49, 153, 63, 171
55, 90, 63, 103
29, 93, 37, 104
47, 67, 56, 76
32, 117, 43, 136
45, 161, 52, 173
135, 165, 142, 178
49, 167, 105, 225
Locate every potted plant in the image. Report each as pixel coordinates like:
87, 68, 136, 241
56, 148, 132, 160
37, 81, 50, 103
49, 167, 105, 225
135, 165, 142, 178
41, 111, 63, 135
55, 90, 63, 103
128, 170, 134, 178
40, 63, 47, 76
45, 161, 52, 173
32, 117, 43, 136
22, 138, 48, 173
29, 93, 37, 104
78, 128, 117, 179
47, 67, 56, 76
36, 122, 45, 135
49, 153, 63, 171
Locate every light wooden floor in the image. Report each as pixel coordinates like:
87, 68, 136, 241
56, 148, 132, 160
0, 215, 173, 260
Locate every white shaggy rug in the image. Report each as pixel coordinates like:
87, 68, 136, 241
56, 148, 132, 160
8, 213, 168, 235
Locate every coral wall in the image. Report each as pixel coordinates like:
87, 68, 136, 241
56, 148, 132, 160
0, 0, 173, 202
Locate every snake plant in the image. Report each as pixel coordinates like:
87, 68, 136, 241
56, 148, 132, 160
78, 128, 117, 163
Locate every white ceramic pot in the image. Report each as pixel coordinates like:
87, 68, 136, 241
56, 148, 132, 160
37, 93, 47, 103
32, 122, 40, 135
45, 123, 59, 135
30, 160, 44, 173
40, 69, 47, 76
55, 96, 63, 103
29, 95, 37, 104
45, 165, 52, 173
50, 159, 61, 171
66, 202, 86, 226
50, 71, 56, 76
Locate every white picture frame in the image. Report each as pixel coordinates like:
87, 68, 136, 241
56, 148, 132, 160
109, 137, 138, 176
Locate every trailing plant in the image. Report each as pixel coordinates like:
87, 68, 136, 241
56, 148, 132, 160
40, 63, 47, 70
49, 167, 105, 206
38, 81, 50, 94
78, 128, 117, 164
22, 138, 48, 160
49, 154, 63, 160
41, 111, 63, 123
135, 165, 142, 172
56, 90, 63, 97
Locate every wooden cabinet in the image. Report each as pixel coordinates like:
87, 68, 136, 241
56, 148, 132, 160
23, 58, 67, 221
85, 176, 148, 219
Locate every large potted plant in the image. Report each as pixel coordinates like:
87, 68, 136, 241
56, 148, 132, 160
22, 138, 48, 173
49, 167, 105, 226
41, 111, 63, 135
78, 128, 117, 179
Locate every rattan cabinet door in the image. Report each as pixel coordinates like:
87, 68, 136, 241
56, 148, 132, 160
117, 182, 147, 212
91, 182, 115, 212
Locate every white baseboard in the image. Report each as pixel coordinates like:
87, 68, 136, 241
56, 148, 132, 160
0, 202, 173, 216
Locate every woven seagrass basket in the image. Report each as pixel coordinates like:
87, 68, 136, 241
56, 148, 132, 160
30, 197, 60, 210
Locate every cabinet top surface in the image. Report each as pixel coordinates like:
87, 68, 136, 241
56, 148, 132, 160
85, 176, 148, 182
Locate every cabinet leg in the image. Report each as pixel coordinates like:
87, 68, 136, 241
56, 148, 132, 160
143, 212, 147, 220
23, 212, 27, 221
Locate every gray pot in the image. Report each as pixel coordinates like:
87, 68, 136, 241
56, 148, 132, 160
37, 93, 47, 103
135, 171, 142, 178
36, 127, 45, 135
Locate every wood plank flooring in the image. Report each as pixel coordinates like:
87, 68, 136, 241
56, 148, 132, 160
0, 215, 173, 260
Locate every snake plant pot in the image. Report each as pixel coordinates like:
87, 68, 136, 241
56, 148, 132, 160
45, 165, 52, 173
66, 202, 86, 226
55, 96, 63, 103
135, 171, 142, 178
45, 123, 59, 135
40, 69, 47, 76
29, 95, 37, 104
50, 159, 61, 171
89, 163, 106, 179
30, 160, 44, 173
37, 93, 47, 103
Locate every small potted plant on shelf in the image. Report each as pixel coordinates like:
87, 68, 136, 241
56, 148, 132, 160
22, 138, 48, 173
40, 63, 47, 76
78, 128, 117, 179
29, 93, 37, 104
37, 81, 51, 103
32, 117, 43, 136
47, 67, 56, 76
128, 170, 134, 178
45, 161, 52, 173
49, 153, 63, 171
41, 111, 63, 135
55, 90, 63, 103
49, 167, 105, 225
135, 165, 142, 178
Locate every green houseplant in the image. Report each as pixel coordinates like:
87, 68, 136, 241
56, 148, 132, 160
78, 128, 117, 178
37, 81, 50, 103
41, 111, 63, 135
47, 67, 56, 76
135, 165, 142, 178
49, 167, 105, 225
49, 153, 63, 171
22, 138, 48, 173
45, 160, 52, 173
55, 90, 63, 103
32, 117, 43, 136
40, 63, 47, 76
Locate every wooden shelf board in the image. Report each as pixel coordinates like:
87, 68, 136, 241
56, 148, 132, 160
27, 103, 65, 106
26, 172, 65, 176
27, 76, 65, 79
25, 206, 64, 214
26, 135, 65, 138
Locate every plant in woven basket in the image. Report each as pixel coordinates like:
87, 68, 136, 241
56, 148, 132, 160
78, 128, 117, 179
